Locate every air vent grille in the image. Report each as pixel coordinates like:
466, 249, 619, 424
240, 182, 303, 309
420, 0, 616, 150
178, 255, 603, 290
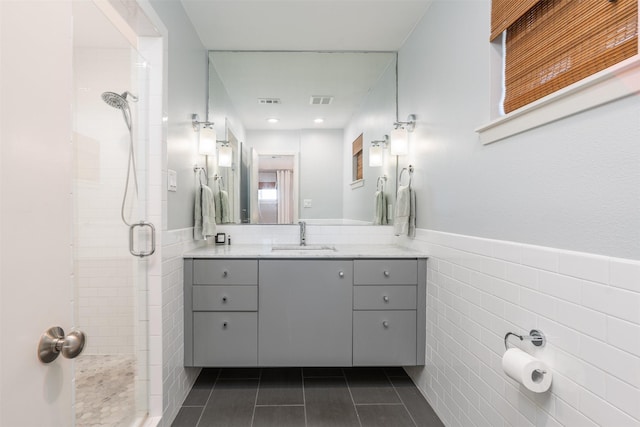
258, 98, 281, 105
310, 96, 333, 105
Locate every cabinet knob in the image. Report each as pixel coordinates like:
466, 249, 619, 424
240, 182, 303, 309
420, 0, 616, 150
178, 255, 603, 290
383, 295, 389, 303
222, 270, 229, 277
222, 321, 228, 328
338, 271, 345, 278
222, 296, 228, 303
383, 270, 390, 277
382, 321, 389, 328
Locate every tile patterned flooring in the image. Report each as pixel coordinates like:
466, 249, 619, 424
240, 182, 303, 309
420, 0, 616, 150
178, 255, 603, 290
75, 354, 136, 427
172, 367, 444, 427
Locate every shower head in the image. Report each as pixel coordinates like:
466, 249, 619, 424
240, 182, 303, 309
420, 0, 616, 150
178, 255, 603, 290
101, 91, 138, 110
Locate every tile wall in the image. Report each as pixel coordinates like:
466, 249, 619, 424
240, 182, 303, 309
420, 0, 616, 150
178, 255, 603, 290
160, 228, 204, 425
400, 229, 640, 427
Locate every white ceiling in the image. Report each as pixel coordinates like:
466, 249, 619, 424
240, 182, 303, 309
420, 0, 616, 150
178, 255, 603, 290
181, 1, 433, 51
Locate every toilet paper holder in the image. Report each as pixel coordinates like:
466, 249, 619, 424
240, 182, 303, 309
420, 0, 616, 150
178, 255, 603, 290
504, 329, 546, 350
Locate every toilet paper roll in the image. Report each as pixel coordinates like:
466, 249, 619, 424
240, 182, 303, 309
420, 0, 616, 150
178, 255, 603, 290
502, 348, 552, 393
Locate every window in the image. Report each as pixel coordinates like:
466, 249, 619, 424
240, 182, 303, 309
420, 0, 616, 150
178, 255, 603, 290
352, 133, 363, 182
492, 0, 638, 113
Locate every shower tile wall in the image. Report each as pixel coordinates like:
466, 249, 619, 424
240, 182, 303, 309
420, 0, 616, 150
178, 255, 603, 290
74, 47, 138, 355
76, 258, 134, 354
400, 229, 640, 427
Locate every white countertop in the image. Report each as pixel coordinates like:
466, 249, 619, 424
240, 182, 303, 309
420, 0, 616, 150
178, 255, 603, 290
183, 244, 426, 259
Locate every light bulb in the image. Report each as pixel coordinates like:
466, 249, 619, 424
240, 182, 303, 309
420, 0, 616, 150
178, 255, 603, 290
218, 145, 232, 167
390, 128, 408, 156
369, 145, 383, 167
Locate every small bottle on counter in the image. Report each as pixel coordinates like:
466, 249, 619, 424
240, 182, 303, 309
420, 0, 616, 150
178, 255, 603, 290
227, 235, 231, 245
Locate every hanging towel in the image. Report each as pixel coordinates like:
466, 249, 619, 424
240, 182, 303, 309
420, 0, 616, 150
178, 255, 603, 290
393, 185, 415, 238
213, 189, 222, 225
213, 188, 231, 224
219, 189, 230, 224
373, 191, 388, 225
194, 184, 216, 240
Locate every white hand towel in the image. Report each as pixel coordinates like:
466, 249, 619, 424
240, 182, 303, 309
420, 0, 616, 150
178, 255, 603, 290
394, 185, 415, 237
194, 184, 217, 240
373, 191, 388, 225
201, 185, 217, 238
220, 190, 230, 224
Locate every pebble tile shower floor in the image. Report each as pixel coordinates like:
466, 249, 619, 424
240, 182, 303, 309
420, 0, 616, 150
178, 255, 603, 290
172, 367, 444, 427
75, 355, 136, 427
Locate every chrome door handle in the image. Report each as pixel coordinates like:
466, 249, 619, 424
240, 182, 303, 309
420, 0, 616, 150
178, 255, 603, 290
129, 221, 156, 257
38, 327, 86, 363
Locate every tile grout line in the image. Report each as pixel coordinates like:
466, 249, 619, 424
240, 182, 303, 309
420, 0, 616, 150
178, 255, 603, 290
343, 368, 363, 427
385, 369, 419, 427
195, 368, 222, 427
249, 368, 262, 427
302, 368, 308, 427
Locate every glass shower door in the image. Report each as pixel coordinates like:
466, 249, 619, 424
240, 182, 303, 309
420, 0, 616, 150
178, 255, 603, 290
72, 2, 150, 425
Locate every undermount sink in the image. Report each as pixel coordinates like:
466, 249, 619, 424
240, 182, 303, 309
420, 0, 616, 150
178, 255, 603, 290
271, 244, 337, 252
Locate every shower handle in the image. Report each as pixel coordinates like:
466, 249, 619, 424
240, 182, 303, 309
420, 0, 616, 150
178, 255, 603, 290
38, 327, 86, 363
129, 221, 156, 258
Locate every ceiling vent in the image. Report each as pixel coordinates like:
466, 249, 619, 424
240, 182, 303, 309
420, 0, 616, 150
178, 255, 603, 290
258, 98, 281, 105
310, 96, 333, 105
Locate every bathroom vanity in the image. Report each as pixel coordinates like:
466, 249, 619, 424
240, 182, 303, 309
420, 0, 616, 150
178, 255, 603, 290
183, 245, 426, 367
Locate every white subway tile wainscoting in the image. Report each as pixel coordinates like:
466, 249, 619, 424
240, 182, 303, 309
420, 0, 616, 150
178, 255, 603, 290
399, 229, 640, 427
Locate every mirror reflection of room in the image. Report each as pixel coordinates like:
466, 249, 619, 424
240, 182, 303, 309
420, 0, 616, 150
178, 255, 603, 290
208, 51, 399, 225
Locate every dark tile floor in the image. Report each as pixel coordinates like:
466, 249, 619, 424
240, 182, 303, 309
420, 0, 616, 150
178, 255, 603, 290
172, 367, 444, 427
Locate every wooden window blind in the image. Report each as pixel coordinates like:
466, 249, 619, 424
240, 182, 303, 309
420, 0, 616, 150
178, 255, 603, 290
502, 0, 638, 113
490, 0, 540, 41
352, 134, 363, 182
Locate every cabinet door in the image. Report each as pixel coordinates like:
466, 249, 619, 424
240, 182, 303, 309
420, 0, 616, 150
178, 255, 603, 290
259, 260, 353, 366
353, 310, 417, 366
193, 312, 258, 366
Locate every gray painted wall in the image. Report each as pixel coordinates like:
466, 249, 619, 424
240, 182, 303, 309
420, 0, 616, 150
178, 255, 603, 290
343, 60, 397, 223
247, 129, 344, 220
398, 1, 640, 259
150, 0, 208, 230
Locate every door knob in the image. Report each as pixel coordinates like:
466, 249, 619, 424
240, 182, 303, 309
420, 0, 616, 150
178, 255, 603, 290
38, 327, 86, 363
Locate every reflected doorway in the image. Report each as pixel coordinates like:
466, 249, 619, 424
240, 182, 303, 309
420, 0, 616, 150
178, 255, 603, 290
256, 154, 298, 224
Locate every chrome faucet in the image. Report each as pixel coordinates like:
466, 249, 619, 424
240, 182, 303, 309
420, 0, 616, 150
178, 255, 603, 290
299, 221, 307, 246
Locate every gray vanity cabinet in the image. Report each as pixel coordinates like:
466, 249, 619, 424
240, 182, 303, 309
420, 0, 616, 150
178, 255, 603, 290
352, 259, 426, 366
185, 259, 258, 367
258, 260, 353, 366
184, 256, 426, 368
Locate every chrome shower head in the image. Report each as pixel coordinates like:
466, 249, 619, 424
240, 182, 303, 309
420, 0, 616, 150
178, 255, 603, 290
101, 91, 138, 110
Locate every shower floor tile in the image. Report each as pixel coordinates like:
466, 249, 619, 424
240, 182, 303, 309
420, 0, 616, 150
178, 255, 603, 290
172, 367, 444, 427
75, 354, 136, 427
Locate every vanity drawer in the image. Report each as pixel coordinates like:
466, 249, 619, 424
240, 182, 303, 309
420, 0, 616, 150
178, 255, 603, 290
354, 259, 417, 285
353, 310, 417, 366
353, 286, 416, 310
193, 259, 258, 285
193, 312, 258, 366
193, 286, 257, 311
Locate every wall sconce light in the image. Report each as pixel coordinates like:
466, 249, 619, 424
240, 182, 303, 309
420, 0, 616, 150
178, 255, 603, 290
192, 113, 216, 156
369, 135, 389, 167
390, 114, 416, 156
218, 142, 232, 168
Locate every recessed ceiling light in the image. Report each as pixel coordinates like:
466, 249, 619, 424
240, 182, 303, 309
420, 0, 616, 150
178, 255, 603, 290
267, 118, 279, 123
314, 118, 324, 124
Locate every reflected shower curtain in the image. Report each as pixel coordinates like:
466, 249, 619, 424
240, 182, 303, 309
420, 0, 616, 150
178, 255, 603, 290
276, 169, 293, 224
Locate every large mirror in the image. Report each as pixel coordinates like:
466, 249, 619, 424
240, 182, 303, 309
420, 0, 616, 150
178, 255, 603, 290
207, 51, 398, 225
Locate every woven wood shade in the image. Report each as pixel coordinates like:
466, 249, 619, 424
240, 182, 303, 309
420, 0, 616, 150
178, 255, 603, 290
491, 0, 540, 41
504, 0, 638, 113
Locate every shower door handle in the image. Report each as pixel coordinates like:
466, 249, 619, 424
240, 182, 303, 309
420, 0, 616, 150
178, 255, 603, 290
129, 221, 156, 258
